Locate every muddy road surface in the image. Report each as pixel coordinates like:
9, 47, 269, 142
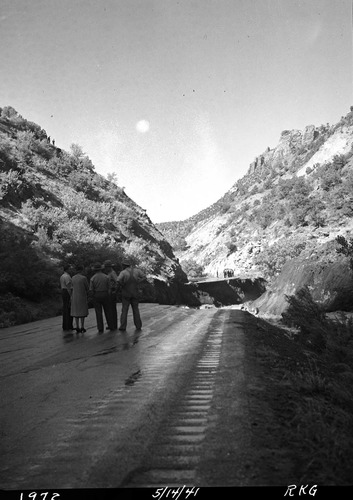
0, 304, 297, 492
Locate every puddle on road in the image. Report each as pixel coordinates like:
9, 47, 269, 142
64, 329, 143, 354
125, 369, 142, 386
62, 333, 75, 343
121, 331, 142, 350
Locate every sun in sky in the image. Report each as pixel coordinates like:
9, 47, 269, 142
136, 119, 150, 134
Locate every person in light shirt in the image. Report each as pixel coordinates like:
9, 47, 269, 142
117, 261, 145, 331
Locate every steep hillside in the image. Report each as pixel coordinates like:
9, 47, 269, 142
158, 108, 353, 313
0, 106, 186, 326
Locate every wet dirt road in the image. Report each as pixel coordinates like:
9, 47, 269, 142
0, 304, 293, 492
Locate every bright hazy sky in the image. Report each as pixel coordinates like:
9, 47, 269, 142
1, 0, 352, 222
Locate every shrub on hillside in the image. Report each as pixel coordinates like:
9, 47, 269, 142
276, 176, 311, 202
282, 286, 326, 332
312, 156, 346, 192
180, 258, 205, 279
282, 286, 353, 366
21, 200, 68, 234
67, 170, 101, 199
69, 144, 95, 172
61, 191, 113, 229
61, 240, 124, 271
1, 106, 19, 120
121, 238, 165, 274
253, 198, 276, 229
166, 235, 188, 251
54, 218, 111, 247
113, 202, 137, 225
254, 237, 306, 279
336, 235, 353, 270
320, 169, 342, 191
31, 139, 55, 161
225, 240, 237, 255
220, 202, 231, 214
0, 133, 17, 170
47, 152, 75, 176
306, 197, 326, 227
0, 170, 22, 201
15, 131, 35, 166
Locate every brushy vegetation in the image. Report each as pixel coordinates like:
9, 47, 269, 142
253, 235, 307, 279
278, 276, 353, 483
0, 106, 179, 327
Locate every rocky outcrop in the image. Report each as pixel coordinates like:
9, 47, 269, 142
252, 257, 353, 317
247, 126, 321, 175
302, 125, 317, 145
249, 155, 265, 174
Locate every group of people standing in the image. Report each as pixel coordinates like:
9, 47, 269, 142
60, 260, 145, 335
223, 268, 234, 278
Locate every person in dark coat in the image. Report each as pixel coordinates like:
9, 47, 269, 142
89, 262, 113, 333
60, 264, 73, 331
71, 264, 89, 333
117, 261, 145, 331
104, 260, 118, 331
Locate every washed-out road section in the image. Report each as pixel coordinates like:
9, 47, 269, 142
0, 304, 295, 490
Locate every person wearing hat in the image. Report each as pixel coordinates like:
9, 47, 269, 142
89, 262, 114, 333
117, 261, 145, 331
104, 260, 118, 331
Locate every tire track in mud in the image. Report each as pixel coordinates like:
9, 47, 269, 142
120, 312, 226, 487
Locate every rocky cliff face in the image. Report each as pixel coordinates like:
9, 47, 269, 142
159, 108, 353, 316
249, 126, 314, 175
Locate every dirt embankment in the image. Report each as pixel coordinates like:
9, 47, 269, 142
178, 277, 267, 307
252, 257, 353, 317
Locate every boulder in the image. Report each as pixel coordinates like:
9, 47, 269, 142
252, 257, 353, 316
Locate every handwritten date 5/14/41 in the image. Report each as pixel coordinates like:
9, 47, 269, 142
19, 493, 60, 500
152, 486, 199, 500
